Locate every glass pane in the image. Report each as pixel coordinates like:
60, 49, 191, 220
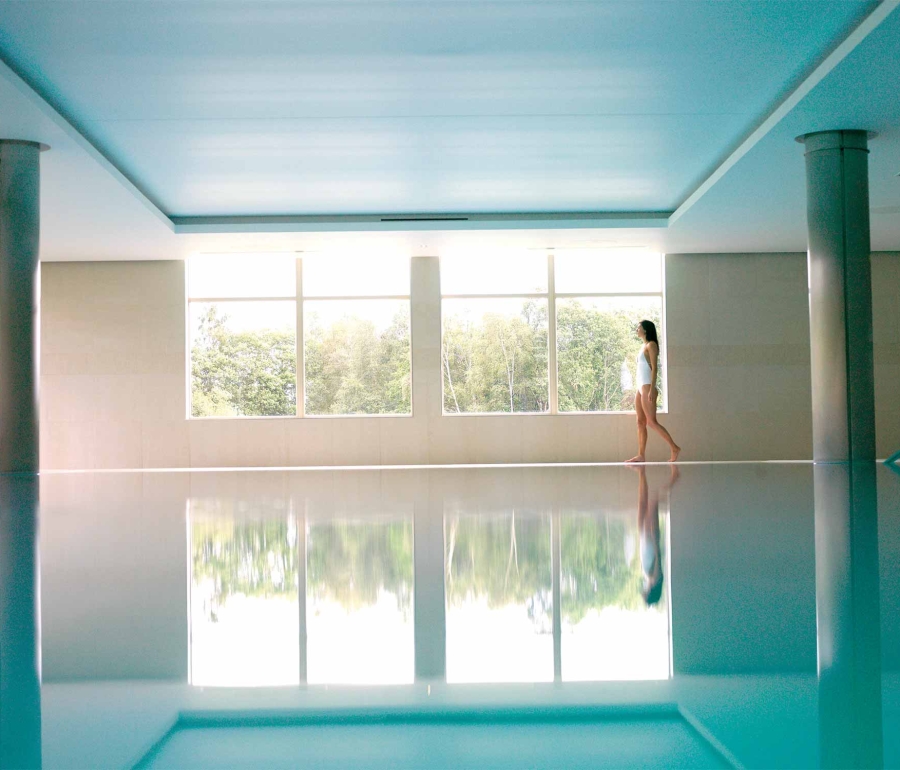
304, 299, 411, 416
442, 298, 549, 413
560, 506, 670, 681
188, 253, 296, 299
441, 253, 547, 295
306, 519, 414, 684
190, 516, 300, 686
445, 513, 553, 683
554, 250, 662, 294
190, 301, 297, 417
556, 297, 664, 413
302, 255, 409, 297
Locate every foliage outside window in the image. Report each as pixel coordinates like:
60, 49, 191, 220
188, 251, 663, 418
557, 297, 664, 412
188, 253, 411, 418
442, 298, 549, 414
191, 301, 297, 417
441, 253, 550, 414
189, 254, 298, 418
441, 250, 665, 414
304, 300, 411, 416
303, 254, 411, 416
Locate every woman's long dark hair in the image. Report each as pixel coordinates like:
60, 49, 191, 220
640, 320, 659, 345
643, 574, 664, 606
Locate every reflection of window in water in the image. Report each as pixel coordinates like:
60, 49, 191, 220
560, 512, 671, 681
306, 519, 414, 684
190, 515, 300, 687
445, 513, 553, 683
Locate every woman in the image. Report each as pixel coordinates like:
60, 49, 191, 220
626, 320, 680, 463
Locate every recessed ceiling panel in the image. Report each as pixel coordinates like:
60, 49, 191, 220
666, 6, 900, 254
0, 0, 879, 217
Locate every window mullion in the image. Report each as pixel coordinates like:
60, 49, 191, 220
296, 256, 304, 418
548, 253, 558, 415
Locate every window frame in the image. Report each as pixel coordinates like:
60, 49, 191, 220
439, 251, 667, 416
185, 251, 666, 420
186, 254, 413, 420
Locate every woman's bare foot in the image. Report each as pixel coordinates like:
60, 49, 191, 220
626, 454, 645, 463
668, 446, 681, 463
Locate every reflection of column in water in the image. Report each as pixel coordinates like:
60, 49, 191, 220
552, 511, 561, 682
297, 509, 307, 684
0, 475, 42, 769
416, 501, 446, 680
814, 463, 882, 769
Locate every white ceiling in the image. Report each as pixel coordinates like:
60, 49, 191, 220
0, 0, 898, 260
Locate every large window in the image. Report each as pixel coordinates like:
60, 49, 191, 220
442, 253, 550, 414
189, 254, 297, 418
303, 255, 411, 416
441, 250, 665, 414
188, 250, 663, 418
188, 253, 411, 418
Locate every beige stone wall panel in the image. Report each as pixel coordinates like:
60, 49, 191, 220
38, 253, 900, 468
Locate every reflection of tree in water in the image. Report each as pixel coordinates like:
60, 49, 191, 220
307, 521, 413, 618
192, 518, 299, 622
561, 514, 668, 623
446, 514, 552, 630
194, 518, 414, 621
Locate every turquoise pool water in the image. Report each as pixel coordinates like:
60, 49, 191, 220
1, 462, 897, 768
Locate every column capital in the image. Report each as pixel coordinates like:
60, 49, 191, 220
0, 139, 50, 151
795, 129, 875, 153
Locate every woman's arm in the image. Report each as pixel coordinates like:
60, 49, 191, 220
649, 342, 659, 383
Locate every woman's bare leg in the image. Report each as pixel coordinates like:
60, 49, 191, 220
636, 465, 648, 527
626, 391, 648, 462
641, 388, 681, 462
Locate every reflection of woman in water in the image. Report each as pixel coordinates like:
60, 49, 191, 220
627, 320, 681, 463
634, 465, 679, 606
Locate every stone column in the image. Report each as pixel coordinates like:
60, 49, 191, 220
410, 256, 442, 421
0, 138, 45, 769
799, 130, 883, 767
798, 130, 875, 463
0, 140, 46, 473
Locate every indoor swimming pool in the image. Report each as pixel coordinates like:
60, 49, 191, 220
1, 462, 898, 768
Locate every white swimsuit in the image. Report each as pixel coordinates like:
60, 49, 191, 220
636, 348, 653, 388
640, 532, 657, 574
